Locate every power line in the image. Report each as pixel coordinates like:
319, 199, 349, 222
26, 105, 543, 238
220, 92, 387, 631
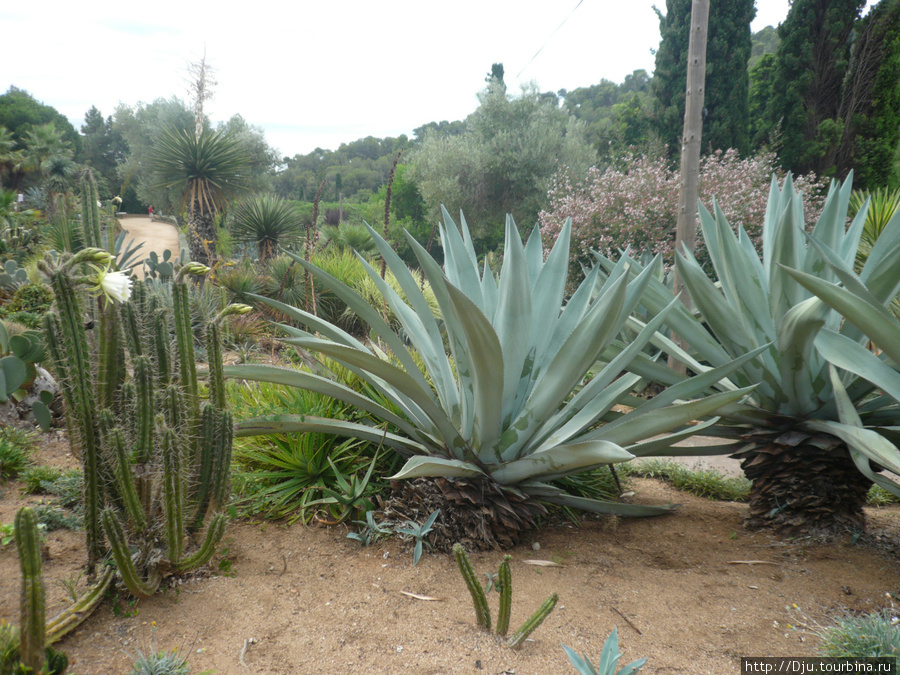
517, 0, 585, 79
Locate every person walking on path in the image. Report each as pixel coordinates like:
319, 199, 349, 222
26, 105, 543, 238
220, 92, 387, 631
148, 205, 154, 221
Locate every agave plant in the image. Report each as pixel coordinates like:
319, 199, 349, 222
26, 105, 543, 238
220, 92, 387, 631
226, 209, 751, 546
598, 174, 900, 535
781, 235, 900, 499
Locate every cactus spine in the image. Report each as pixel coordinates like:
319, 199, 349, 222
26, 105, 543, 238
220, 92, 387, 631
496, 555, 513, 637
15, 507, 45, 673
452, 543, 491, 630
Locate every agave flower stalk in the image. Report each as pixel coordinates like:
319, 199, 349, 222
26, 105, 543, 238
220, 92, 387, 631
228, 207, 753, 544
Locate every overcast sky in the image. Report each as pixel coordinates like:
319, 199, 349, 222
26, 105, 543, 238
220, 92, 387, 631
2, 1, 838, 158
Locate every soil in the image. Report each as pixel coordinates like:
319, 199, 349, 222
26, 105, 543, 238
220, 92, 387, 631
1, 430, 899, 675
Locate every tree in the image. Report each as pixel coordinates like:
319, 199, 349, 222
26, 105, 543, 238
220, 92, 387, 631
149, 127, 251, 266
833, 0, 900, 188
652, 0, 756, 157
0, 87, 81, 157
409, 82, 596, 252
760, 0, 865, 176
0, 126, 23, 190
114, 97, 196, 213
80, 106, 128, 198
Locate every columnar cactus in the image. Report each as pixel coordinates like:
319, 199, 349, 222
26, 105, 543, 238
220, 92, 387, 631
39, 252, 233, 604
452, 543, 557, 650
15, 507, 45, 673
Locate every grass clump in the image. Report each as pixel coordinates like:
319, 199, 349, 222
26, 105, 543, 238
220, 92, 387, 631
817, 610, 900, 662
624, 459, 751, 502
0, 427, 39, 482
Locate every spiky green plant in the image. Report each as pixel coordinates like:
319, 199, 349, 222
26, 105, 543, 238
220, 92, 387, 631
227, 208, 752, 546
564, 627, 647, 675
598, 174, 900, 535
452, 543, 557, 649
4, 508, 71, 675
230, 194, 303, 263
39, 252, 233, 601
149, 127, 250, 267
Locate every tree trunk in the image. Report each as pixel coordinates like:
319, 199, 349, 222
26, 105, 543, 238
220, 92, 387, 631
669, 0, 709, 373
188, 204, 216, 268
672, 0, 709, 304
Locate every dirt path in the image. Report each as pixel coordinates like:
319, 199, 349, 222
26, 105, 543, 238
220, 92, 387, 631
118, 215, 180, 276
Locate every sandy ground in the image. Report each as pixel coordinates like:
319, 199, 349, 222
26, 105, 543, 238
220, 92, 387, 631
1, 434, 898, 675
118, 215, 180, 278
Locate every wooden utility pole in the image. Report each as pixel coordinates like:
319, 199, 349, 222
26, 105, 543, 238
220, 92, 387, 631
672, 0, 710, 309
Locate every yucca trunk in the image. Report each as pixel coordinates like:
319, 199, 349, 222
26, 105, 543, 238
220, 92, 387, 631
188, 202, 216, 267
733, 431, 872, 536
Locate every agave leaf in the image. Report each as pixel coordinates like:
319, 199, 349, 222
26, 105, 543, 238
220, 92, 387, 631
782, 267, 900, 367
224, 363, 419, 437
497, 272, 631, 461
815, 330, 900, 402
595, 387, 756, 448
389, 455, 484, 480
493, 216, 533, 427
285, 253, 435, 396
776, 297, 829, 416
442, 282, 505, 458
352, 248, 459, 414
439, 207, 484, 310
533, 487, 679, 516
248, 292, 366, 351
234, 414, 428, 456
289, 338, 468, 455
488, 440, 633, 484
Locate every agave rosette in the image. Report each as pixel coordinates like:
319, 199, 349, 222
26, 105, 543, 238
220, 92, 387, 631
227, 208, 752, 516
596, 174, 900, 531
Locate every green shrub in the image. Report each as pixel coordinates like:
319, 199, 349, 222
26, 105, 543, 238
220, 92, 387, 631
818, 610, 900, 662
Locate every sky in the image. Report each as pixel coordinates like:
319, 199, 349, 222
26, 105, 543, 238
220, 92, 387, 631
0, 1, 845, 159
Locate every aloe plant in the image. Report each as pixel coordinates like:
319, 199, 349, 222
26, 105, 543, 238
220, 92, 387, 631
597, 174, 900, 534
227, 209, 752, 543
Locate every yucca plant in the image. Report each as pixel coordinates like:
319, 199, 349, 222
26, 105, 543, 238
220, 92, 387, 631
230, 194, 303, 264
227, 209, 752, 547
599, 174, 900, 535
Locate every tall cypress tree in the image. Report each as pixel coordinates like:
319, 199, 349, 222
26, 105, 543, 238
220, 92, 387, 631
834, 0, 900, 188
761, 0, 865, 176
652, 0, 756, 158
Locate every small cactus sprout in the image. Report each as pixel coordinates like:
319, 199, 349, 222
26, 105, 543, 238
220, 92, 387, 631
15, 507, 45, 673
453, 543, 491, 630
506, 593, 558, 649
452, 543, 558, 650
495, 555, 513, 637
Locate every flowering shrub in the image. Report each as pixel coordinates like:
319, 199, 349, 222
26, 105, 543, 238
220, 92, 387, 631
539, 149, 828, 276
